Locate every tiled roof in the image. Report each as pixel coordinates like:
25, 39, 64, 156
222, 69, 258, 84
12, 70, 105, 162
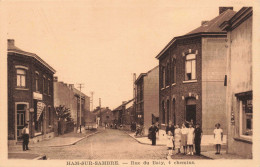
186, 9, 236, 35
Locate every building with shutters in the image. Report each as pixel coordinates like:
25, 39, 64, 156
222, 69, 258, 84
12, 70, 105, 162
8, 39, 56, 145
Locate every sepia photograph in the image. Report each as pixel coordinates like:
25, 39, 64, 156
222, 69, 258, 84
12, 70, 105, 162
0, 0, 259, 167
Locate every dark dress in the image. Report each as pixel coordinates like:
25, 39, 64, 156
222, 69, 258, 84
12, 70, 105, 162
149, 125, 158, 145
194, 127, 202, 155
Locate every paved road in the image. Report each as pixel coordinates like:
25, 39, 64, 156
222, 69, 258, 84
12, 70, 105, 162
21, 129, 208, 160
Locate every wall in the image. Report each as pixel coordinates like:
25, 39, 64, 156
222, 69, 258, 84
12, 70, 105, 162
226, 16, 252, 158
143, 66, 159, 135
201, 37, 227, 134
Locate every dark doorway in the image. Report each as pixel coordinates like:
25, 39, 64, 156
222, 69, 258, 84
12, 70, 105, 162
186, 105, 196, 125
172, 99, 176, 125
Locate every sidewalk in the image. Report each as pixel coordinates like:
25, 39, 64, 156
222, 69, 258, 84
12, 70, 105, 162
9, 129, 101, 153
126, 132, 247, 159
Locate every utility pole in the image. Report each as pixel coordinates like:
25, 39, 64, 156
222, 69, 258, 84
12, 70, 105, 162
77, 83, 84, 133
90, 91, 94, 111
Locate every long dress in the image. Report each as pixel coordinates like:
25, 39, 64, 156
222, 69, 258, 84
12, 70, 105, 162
166, 134, 174, 148
174, 128, 181, 149
187, 127, 195, 145
181, 127, 188, 147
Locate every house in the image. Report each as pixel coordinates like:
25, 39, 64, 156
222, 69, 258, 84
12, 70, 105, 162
8, 39, 56, 145
135, 66, 159, 135
53, 77, 90, 133
221, 7, 253, 158
155, 7, 236, 135
112, 99, 135, 128
92, 107, 114, 127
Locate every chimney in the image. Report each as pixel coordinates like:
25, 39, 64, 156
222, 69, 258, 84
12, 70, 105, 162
53, 76, 58, 82
201, 21, 208, 26
8, 39, 15, 46
219, 7, 233, 15
69, 84, 74, 89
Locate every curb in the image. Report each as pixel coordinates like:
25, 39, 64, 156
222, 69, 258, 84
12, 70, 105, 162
124, 131, 166, 146
48, 130, 101, 147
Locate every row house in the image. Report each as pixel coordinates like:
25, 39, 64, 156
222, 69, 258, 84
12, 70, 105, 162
112, 99, 134, 128
156, 7, 236, 135
221, 7, 253, 158
92, 107, 114, 127
8, 39, 56, 145
53, 77, 90, 132
135, 66, 159, 135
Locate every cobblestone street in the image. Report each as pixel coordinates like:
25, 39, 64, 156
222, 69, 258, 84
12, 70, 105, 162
10, 129, 210, 160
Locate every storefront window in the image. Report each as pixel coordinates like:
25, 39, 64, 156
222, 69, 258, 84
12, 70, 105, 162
240, 98, 253, 136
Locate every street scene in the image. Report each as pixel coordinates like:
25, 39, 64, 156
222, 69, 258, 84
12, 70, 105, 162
3, 1, 255, 165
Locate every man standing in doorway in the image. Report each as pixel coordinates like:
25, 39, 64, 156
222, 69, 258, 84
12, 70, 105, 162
22, 123, 29, 151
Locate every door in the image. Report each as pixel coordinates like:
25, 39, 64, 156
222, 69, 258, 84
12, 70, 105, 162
17, 104, 26, 140
186, 105, 196, 125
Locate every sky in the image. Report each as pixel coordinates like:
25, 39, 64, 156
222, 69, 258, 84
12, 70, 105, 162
2, 0, 251, 109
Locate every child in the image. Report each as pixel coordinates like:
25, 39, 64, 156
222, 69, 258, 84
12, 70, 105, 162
181, 123, 188, 154
187, 123, 195, 155
174, 124, 181, 154
166, 131, 174, 155
194, 123, 203, 155
214, 123, 223, 154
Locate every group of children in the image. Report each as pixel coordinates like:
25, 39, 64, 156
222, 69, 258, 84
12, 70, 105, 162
166, 121, 223, 156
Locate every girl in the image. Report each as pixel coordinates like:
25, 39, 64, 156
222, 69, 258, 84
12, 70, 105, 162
214, 123, 223, 154
174, 124, 181, 154
181, 123, 188, 154
187, 123, 195, 155
166, 130, 174, 155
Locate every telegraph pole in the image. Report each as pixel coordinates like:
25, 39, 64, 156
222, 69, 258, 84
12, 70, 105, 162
90, 91, 94, 111
77, 83, 84, 133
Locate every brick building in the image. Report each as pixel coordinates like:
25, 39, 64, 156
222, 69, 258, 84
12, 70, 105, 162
135, 66, 159, 135
221, 7, 253, 158
53, 77, 90, 132
156, 8, 236, 135
8, 39, 56, 145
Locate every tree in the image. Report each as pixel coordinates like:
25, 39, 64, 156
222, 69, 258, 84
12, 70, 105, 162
55, 105, 73, 122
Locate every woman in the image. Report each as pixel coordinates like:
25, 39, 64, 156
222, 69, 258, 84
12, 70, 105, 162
174, 124, 181, 154
187, 123, 195, 155
181, 123, 188, 154
214, 123, 223, 154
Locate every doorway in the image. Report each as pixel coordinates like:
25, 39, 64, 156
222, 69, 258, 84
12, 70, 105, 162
186, 98, 196, 125
17, 104, 26, 140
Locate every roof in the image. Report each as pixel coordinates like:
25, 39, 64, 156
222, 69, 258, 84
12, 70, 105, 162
135, 66, 159, 84
220, 7, 252, 31
156, 9, 237, 59
186, 9, 236, 35
113, 99, 134, 111
73, 88, 89, 99
8, 39, 56, 73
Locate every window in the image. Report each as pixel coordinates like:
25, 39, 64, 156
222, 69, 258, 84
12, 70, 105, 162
239, 95, 253, 137
17, 69, 26, 87
162, 67, 166, 88
167, 100, 170, 124
35, 72, 39, 92
185, 54, 196, 80
47, 79, 50, 95
172, 58, 176, 83
166, 63, 170, 86
162, 101, 165, 124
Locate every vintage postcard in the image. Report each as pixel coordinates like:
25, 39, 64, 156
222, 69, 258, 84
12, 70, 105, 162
0, 0, 259, 167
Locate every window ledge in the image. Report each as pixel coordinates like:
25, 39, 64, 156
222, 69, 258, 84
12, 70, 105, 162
233, 137, 252, 144
166, 85, 170, 89
34, 132, 43, 137
183, 80, 197, 84
15, 87, 29, 91
172, 83, 176, 86
161, 88, 165, 90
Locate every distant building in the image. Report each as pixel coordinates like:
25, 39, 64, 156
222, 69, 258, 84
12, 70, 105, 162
112, 99, 135, 128
8, 39, 56, 145
156, 7, 236, 134
92, 107, 114, 127
221, 7, 253, 158
53, 77, 90, 133
135, 66, 159, 135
